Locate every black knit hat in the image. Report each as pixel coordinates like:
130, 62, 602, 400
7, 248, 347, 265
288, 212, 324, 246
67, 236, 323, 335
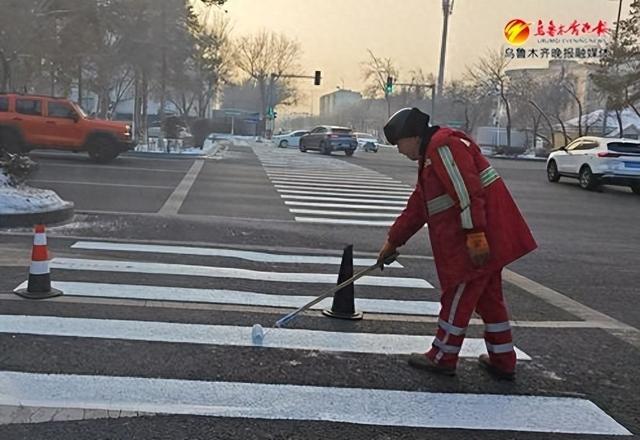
383, 107, 431, 145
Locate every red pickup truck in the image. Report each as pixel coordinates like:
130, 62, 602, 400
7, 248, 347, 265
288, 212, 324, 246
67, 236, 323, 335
0, 93, 135, 163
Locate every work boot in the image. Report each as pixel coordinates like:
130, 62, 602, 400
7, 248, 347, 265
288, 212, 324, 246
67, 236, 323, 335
408, 353, 456, 377
478, 354, 515, 381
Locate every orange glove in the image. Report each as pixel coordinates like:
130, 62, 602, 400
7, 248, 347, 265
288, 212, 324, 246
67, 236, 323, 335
377, 239, 397, 271
466, 232, 490, 267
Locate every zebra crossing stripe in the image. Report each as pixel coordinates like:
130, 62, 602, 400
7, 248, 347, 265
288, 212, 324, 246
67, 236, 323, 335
0, 372, 628, 435
274, 184, 412, 195
281, 195, 407, 205
70, 241, 403, 268
289, 209, 399, 218
271, 179, 409, 191
0, 315, 528, 359
277, 189, 409, 200
50, 258, 433, 289
267, 171, 395, 180
295, 218, 396, 227
285, 201, 403, 211
12, 281, 439, 315
267, 175, 404, 186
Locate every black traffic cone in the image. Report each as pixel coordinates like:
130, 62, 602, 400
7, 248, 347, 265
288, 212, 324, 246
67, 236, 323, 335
322, 244, 363, 320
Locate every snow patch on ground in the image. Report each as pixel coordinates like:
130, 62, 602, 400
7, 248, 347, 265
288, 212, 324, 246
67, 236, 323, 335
0, 171, 71, 215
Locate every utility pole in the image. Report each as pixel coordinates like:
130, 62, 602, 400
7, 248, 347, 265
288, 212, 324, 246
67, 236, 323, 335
158, 0, 168, 151
436, 0, 453, 98
603, 0, 624, 136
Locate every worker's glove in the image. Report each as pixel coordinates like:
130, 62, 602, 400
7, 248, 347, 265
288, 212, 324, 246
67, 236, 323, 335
377, 240, 398, 271
466, 232, 490, 267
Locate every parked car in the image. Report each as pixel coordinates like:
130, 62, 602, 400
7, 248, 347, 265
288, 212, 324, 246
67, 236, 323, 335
0, 93, 135, 163
546, 136, 640, 194
299, 126, 358, 156
273, 130, 309, 148
354, 132, 379, 152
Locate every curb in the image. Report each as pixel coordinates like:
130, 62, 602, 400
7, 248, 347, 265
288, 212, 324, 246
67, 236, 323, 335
0, 202, 75, 228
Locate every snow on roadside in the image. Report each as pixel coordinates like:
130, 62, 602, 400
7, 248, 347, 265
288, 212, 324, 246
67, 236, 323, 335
0, 171, 71, 215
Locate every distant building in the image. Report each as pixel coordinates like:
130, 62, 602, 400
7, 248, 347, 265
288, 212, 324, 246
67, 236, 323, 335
506, 60, 604, 121
319, 89, 362, 117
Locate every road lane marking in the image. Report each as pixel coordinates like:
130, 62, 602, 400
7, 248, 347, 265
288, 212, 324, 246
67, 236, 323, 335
27, 180, 174, 190
157, 160, 204, 215
285, 201, 403, 211
274, 184, 412, 195
277, 189, 409, 200
271, 180, 410, 191
0, 315, 527, 358
295, 217, 395, 227
266, 174, 404, 185
49, 258, 433, 289
504, 269, 640, 348
289, 209, 399, 218
13, 281, 435, 315
70, 241, 403, 268
0, 371, 629, 434
282, 195, 407, 205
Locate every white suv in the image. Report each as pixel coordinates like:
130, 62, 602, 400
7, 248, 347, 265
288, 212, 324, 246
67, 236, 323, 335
546, 136, 640, 194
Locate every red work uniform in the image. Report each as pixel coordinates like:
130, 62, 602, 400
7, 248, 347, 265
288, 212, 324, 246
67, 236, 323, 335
387, 128, 537, 372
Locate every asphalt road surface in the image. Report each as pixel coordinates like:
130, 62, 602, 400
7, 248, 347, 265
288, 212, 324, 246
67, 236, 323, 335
0, 138, 638, 439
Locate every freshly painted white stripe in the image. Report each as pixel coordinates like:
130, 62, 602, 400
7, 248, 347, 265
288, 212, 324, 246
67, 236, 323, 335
267, 174, 402, 185
267, 171, 394, 180
285, 201, 403, 211
282, 195, 407, 205
13, 281, 438, 314
29, 261, 50, 275
278, 189, 409, 200
265, 167, 395, 181
295, 217, 395, 227
0, 315, 527, 359
0, 372, 629, 435
70, 241, 402, 268
271, 179, 409, 191
33, 234, 47, 246
50, 258, 432, 289
290, 209, 399, 218
274, 184, 412, 195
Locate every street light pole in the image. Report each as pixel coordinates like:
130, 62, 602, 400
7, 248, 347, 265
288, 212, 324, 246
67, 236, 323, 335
436, 0, 453, 98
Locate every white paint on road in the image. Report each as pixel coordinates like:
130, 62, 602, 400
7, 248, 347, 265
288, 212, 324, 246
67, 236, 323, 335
70, 241, 403, 268
281, 195, 407, 205
285, 201, 403, 211
271, 179, 409, 191
50, 258, 433, 289
289, 209, 399, 218
278, 189, 409, 200
157, 160, 204, 215
0, 372, 629, 435
0, 315, 527, 358
295, 217, 396, 227
266, 173, 403, 185
13, 281, 439, 315
274, 184, 412, 195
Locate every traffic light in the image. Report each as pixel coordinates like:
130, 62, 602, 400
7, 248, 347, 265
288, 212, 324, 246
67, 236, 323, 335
273, 110, 277, 119
385, 76, 394, 94
314, 70, 321, 86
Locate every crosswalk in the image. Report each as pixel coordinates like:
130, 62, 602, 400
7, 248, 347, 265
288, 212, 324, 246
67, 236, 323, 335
253, 146, 414, 226
2, 240, 632, 435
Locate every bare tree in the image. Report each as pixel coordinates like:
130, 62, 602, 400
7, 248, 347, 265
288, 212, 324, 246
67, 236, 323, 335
362, 50, 399, 118
235, 30, 302, 118
467, 48, 513, 147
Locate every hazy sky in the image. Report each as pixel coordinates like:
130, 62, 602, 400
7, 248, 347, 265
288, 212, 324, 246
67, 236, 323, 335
210, 0, 631, 113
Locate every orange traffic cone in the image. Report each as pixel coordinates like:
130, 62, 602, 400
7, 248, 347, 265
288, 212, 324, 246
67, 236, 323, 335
14, 225, 63, 300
